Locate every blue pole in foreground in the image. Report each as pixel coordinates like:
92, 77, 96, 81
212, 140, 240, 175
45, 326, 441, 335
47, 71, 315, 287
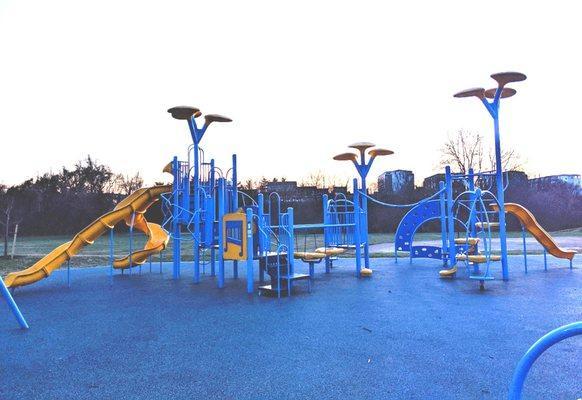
508, 322, 582, 400
245, 208, 254, 294
521, 225, 528, 274
0, 277, 29, 329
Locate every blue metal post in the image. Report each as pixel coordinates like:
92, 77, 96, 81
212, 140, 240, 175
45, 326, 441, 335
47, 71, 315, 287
509, 322, 582, 400
287, 207, 294, 294
438, 181, 448, 266
159, 250, 163, 274
172, 156, 181, 279
492, 109, 509, 280
210, 159, 216, 277
322, 194, 331, 273
258, 193, 265, 283
67, 259, 71, 287
353, 179, 362, 277
0, 277, 29, 329
543, 249, 547, 271
521, 225, 528, 273
217, 178, 225, 288
245, 208, 254, 294
129, 212, 135, 276
445, 167, 456, 266
232, 155, 239, 280
109, 228, 114, 283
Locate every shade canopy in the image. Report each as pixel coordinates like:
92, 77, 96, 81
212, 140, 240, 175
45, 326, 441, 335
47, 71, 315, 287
333, 152, 358, 161
167, 106, 200, 120
484, 87, 516, 99
368, 148, 394, 157
491, 72, 527, 88
453, 88, 485, 99
349, 142, 376, 151
204, 114, 232, 125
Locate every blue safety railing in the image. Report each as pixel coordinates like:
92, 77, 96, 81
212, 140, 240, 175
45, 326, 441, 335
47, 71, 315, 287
508, 322, 582, 399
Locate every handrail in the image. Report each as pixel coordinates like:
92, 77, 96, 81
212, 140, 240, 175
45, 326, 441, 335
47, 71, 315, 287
508, 322, 582, 400
239, 191, 258, 207
359, 187, 446, 209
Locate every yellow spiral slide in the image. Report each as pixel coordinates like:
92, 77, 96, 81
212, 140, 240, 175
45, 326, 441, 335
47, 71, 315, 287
4, 184, 172, 288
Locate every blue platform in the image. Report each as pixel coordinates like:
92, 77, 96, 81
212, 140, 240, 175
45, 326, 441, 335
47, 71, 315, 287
1, 256, 580, 399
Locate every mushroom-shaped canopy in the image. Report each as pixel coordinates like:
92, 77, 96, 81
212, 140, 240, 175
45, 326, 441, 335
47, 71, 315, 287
349, 142, 376, 152
333, 152, 358, 161
368, 148, 394, 157
491, 72, 526, 88
167, 106, 201, 120
484, 87, 516, 99
204, 114, 232, 125
453, 88, 485, 99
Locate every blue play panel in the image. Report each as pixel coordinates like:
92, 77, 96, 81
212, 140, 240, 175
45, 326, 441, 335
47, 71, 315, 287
1, 255, 580, 399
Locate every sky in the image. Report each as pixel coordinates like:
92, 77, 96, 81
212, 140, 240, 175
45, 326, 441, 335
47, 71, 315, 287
0, 1, 580, 188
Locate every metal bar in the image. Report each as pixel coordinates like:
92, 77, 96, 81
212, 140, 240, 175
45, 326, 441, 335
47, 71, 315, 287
509, 322, 582, 400
439, 181, 448, 266
446, 167, 456, 267
543, 249, 547, 271
129, 212, 135, 276
172, 156, 181, 279
492, 109, 509, 280
521, 225, 528, 274
245, 208, 254, 294
217, 178, 225, 288
353, 179, 362, 277
109, 228, 114, 283
0, 277, 29, 329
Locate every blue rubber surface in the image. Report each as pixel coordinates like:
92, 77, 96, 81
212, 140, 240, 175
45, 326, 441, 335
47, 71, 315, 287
1, 256, 581, 399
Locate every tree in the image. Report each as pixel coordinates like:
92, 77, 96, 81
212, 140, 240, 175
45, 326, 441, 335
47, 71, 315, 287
0, 186, 22, 257
440, 130, 521, 174
112, 172, 144, 195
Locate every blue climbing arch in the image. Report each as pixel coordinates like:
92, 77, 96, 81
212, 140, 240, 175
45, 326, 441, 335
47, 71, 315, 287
394, 199, 443, 261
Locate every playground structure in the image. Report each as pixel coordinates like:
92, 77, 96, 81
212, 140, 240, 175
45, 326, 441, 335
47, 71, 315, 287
0, 72, 577, 329
364, 71, 577, 289
162, 107, 380, 298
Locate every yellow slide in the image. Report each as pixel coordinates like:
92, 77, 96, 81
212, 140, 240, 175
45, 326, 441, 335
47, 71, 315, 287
491, 202, 576, 261
4, 184, 172, 288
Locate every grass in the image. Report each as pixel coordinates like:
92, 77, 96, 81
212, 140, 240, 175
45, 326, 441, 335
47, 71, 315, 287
1, 228, 580, 275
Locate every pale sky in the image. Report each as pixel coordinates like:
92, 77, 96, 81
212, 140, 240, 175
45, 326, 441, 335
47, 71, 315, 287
1, 1, 580, 188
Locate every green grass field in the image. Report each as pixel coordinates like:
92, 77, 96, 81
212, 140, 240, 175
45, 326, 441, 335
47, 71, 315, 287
1, 228, 580, 275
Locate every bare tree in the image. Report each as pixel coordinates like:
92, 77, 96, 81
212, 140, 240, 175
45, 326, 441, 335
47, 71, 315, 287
440, 130, 521, 174
0, 187, 22, 257
112, 173, 144, 195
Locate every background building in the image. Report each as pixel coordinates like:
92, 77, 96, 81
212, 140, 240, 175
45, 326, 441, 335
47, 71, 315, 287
378, 170, 414, 195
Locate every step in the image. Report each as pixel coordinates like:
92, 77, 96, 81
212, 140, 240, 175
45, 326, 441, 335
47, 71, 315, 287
456, 254, 501, 263
294, 252, 326, 261
314, 247, 347, 256
454, 237, 479, 245
360, 268, 373, 277
475, 222, 500, 229
439, 266, 458, 278
469, 274, 495, 281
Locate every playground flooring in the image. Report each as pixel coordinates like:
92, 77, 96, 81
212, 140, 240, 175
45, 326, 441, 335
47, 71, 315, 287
1, 255, 580, 399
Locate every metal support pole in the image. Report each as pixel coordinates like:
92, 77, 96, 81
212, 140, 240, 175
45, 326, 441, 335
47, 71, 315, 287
67, 259, 71, 288
445, 167, 456, 267
159, 250, 163, 274
245, 208, 254, 294
287, 207, 294, 295
438, 181, 448, 267
521, 225, 528, 274
172, 156, 181, 279
217, 178, 225, 288
129, 212, 135, 276
109, 228, 114, 283
353, 179, 362, 277
0, 277, 29, 329
258, 193, 265, 283
322, 194, 331, 273
493, 112, 509, 280
543, 249, 547, 271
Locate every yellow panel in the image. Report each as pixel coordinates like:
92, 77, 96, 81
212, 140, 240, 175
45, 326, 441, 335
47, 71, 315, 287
223, 212, 247, 261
